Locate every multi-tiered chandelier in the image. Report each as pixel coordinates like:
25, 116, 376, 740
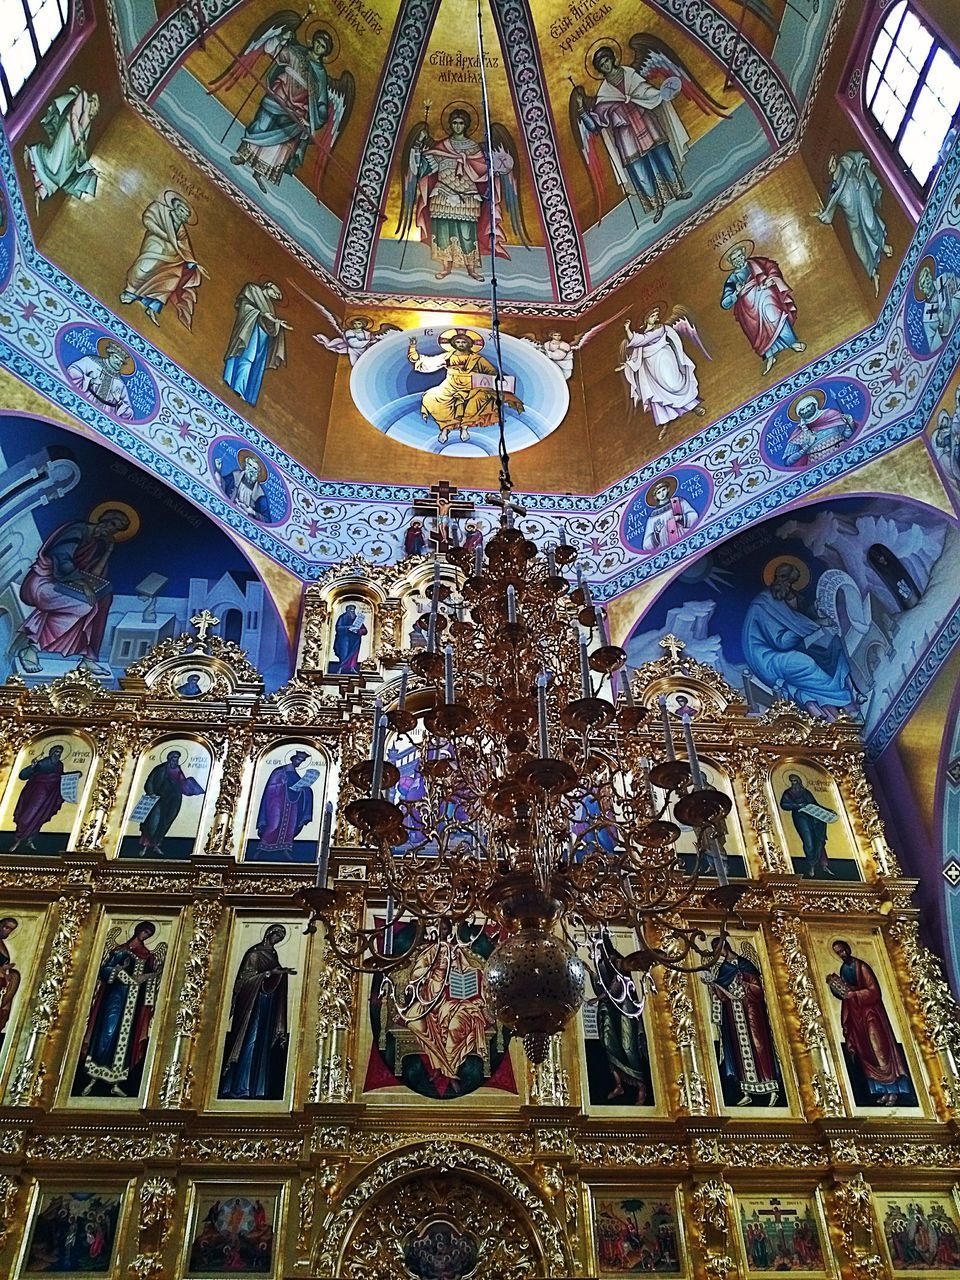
299, 514, 742, 1063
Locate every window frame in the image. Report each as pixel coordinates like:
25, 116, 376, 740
840, 0, 960, 221
0, 0, 95, 143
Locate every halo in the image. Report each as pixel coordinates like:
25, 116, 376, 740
719, 239, 755, 272
914, 255, 936, 301
585, 37, 622, 80
762, 554, 810, 590
644, 474, 678, 506
236, 449, 269, 484
348, 316, 373, 330
286, 747, 314, 764
95, 337, 136, 377
440, 100, 478, 137
304, 19, 339, 60
642, 300, 668, 325
88, 500, 140, 541
162, 190, 197, 226
786, 387, 827, 422
439, 327, 485, 353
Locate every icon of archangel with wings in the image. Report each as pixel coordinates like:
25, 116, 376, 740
569, 34, 730, 225
396, 102, 531, 282
208, 9, 354, 197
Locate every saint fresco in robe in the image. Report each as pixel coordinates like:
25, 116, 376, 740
245, 746, 324, 862
218, 924, 296, 1101
617, 307, 708, 436
719, 240, 806, 376
700, 937, 786, 1108
827, 938, 918, 1108
327, 603, 368, 675
23, 86, 100, 209
778, 770, 845, 879
365, 918, 516, 1101
23, 1190, 123, 1274
812, 150, 893, 296
65, 339, 137, 421
71, 920, 166, 1100
582, 931, 655, 1107
222, 281, 291, 407
0, 916, 20, 1055
3, 736, 91, 854
120, 191, 207, 330
119, 741, 209, 859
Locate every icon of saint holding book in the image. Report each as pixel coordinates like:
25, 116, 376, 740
253, 749, 321, 857
779, 771, 838, 878
9, 743, 83, 851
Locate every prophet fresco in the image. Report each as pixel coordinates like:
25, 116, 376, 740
700, 937, 786, 1108
719, 240, 805, 376
365, 918, 516, 1101
570, 34, 729, 225
212, 442, 288, 525
877, 1195, 960, 1270
188, 1194, 277, 1275
246, 746, 324, 862
8, 744, 83, 851
812, 150, 893, 296
218, 924, 297, 1100
23, 1190, 123, 1274
736, 1196, 825, 1273
23, 86, 100, 209
120, 742, 209, 859
779, 771, 838, 879
222, 281, 291, 407
617, 307, 708, 434
72, 920, 167, 1099
328, 603, 368, 675
397, 105, 529, 282
594, 1195, 682, 1275
210, 12, 354, 196
120, 191, 207, 330
827, 938, 918, 1108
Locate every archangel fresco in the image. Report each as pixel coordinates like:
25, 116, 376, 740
0, 734, 92, 855
624, 497, 959, 735
771, 760, 861, 881
364, 917, 517, 1102
187, 1192, 279, 1275
825, 936, 919, 1109
617, 306, 709, 434
811, 150, 893, 296
875, 1194, 960, 1271
118, 739, 211, 859
349, 325, 568, 458
699, 935, 787, 1109
218, 923, 299, 1102
582, 930, 656, 1108
23, 1189, 123, 1274
0, 416, 290, 690
70, 918, 168, 1101
593, 1194, 683, 1275
243, 743, 326, 863
736, 1195, 826, 1273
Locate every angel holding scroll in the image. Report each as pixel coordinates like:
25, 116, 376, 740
570, 36, 729, 226
617, 305, 710, 436
397, 103, 531, 282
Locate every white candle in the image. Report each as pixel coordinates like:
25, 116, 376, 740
444, 643, 455, 704
708, 833, 730, 887
559, 523, 568, 546
371, 713, 388, 798
397, 666, 408, 713
474, 542, 483, 577
536, 673, 549, 758
622, 667, 635, 708
640, 755, 656, 809
426, 566, 439, 652
598, 606, 611, 647
384, 896, 395, 956
658, 695, 675, 761
316, 800, 334, 887
681, 715, 704, 789
506, 584, 517, 624
546, 546, 556, 577
449, 520, 460, 548
579, 633, 591, 698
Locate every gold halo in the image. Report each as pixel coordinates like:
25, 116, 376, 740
304, 20, 338, 60
347, 316, 372, 329
440, 100, 478, 137
762, 554, 810, 590
88, 501, 140, 541
439, 327, 485, 352
162, 189, 197, 226
286, 747, 314, 764
236, 449, 269, 484
719, 239, 755, 272
914, 255, 936, 301
95, 337, 136, 377
585, 37, 622, 80
644, 474, 678, 507
643, 300, 668, 325
787, 387, 826, 422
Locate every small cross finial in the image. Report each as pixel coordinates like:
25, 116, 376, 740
191, 610, 220, 642
659, 634, 686, 665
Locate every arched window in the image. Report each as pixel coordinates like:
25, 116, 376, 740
0, 0, 72, 115
864, 2, 960, 196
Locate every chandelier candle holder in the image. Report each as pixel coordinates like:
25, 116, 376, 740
297, 516, 744, 1064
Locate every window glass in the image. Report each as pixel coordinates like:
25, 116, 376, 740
0, 0, 70, 115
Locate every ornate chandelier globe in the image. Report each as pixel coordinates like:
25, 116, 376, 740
301, 508, 743, 1065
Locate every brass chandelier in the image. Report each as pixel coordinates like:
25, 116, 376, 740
298, 520, 742, 1064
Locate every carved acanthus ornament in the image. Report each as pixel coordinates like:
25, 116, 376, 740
299, 585, 330, 671
159, 898, 223, 1107
310, 898, 360, 1104
889, 918, 960, 1110
690, 1179, 734, 1280
737, 747, 789, 873
76, 722, 145, 851
530, 1034, 570, 1107
0, 1176, 20, 1250
769, 914, 844, 1117
831, 1174, 885, 1280
835, 751, 901, 877
204, 727, 253, 855
659, 953, 710, 1115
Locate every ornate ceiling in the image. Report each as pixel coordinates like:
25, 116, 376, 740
111, 0, 838, 310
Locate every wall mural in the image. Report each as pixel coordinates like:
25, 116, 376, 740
811, 149, 893, 298
0, 415, 291, 691
625, 496, 960, 735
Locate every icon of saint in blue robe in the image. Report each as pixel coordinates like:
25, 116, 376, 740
328, 604, 367, 675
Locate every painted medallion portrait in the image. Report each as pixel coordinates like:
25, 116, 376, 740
56, 325, 159, 424
210, 439, 290, 526
349, 325, 569, 457
735, 1194, 827, 1275
185, 1189, 280, 1277
593, 1191, 685, 1276
0, 733, 92, 855
619, 467, 712, 556
21, 1188, 125, 1275
874, 1193, 960, 1272
760, 378, 868, 472
904, 231, 960, 358
118, 738, 211, 859
243, 742, 328, 863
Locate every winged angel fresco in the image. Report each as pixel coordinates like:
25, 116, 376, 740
396, 103, 531, 282
208, 9, 354, 197
570, 34, 729, 225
